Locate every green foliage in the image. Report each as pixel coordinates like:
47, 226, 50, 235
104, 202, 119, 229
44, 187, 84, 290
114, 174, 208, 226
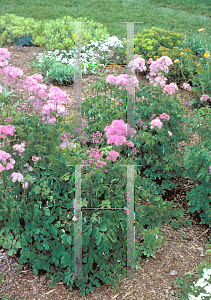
132, 26, 184, 63
187, 60, 211, 109
31, 15, 110, 53
0, 14, 110, 53
0, 13, 39, 46
43, 60, 75, 85
0, 23, 210, 296
182, 31, 211, 59
0, 104, 190, 295
12, 32, 37, 47
183, 142, 211, 226
181, 106, 211, 226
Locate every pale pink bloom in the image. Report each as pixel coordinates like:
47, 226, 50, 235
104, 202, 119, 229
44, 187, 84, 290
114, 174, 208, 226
150, 118, 163, 129
200, 94, 210, 102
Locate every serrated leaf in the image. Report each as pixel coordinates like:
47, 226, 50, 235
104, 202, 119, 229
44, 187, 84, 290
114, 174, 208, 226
44, 208, 51, 216
67, 236, 72, 244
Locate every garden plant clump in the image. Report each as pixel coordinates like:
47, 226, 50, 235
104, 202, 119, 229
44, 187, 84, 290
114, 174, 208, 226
27, 35, 128, 83
0, 18, 210, 298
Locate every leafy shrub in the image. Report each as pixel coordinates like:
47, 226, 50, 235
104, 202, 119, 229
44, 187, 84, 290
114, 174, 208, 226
85, 73, 192, 194
11, 32, 37, 47
186, 58, 211, 110
0, 164, 190, 295
0, 14, 110, 53
0, 74, 192, 295
181, 106, 211, 226
43, 60, 75, 85
0, 46, 207, 296
31, 15, 110, 53
0, 13, 39, 46
182, 31, 211, 58
132, 26, 184, 63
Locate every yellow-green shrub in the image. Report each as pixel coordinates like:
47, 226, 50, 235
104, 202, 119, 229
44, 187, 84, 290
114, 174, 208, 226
0, 14, 110, 53
132, 26, 185, 61
30, 15, 110, 52
0, 13, 38, 45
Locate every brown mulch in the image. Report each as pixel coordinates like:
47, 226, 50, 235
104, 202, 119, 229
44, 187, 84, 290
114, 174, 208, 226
0, 43, 211, 300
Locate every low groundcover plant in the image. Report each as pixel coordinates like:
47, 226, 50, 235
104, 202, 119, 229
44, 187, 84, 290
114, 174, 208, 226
27, 35, 127, 82
0, 42, 210, 297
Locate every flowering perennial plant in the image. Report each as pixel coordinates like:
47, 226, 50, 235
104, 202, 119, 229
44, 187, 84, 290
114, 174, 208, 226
0, 42, 210, 297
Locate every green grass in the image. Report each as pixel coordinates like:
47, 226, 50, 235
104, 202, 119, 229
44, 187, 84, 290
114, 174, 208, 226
0, 0, 210, 43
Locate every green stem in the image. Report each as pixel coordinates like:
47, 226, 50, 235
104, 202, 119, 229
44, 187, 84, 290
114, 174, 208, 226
1, 172, 6, 191
20, 155, 27, 207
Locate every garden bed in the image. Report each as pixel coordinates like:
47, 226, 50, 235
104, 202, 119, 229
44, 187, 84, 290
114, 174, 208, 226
0, 42, 210, 300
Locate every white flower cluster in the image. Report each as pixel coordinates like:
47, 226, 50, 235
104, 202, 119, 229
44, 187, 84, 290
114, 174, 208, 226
188, 267, 211, 300
33, 35, 126, 75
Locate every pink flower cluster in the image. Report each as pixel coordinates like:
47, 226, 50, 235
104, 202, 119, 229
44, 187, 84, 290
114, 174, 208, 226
32, 156, 41, 163
0, 149, 15, 172
0, 125, 16, 139
104, 119, 136, 147
106, 55, 146, 94
106, 74, 139, 94
0, 48, 71, 124
107, 50, 115, 58
128, 54, 147, 73
200, 94, 211, 102
182, 83, 191, 91
163, 83, 178, 96
0, 48, 10, 68
150, 118, 163, 129
81, 147, 107, 171
91, 131, 104, 144
146, 56, 179, 93
3, 116, 13, 123
13, 141, 26, 157
60, 131, 75, 149
106, 150, 119, 162
0, 65, 23, 84
137, 118, 145, 127
130, 147, 139, 158
93, 51, 99, 59
0, 124, 41, 189
78, 131, 89, 144
150, 113, 172, 135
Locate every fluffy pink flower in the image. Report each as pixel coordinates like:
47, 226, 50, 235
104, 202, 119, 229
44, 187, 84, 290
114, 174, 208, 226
150, 118, 163, 129
106, 150, 119, 162
200, 94, 210, 102
182, 83, 191, 91
160, 113, 170, 121
163, 83, 178, 95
